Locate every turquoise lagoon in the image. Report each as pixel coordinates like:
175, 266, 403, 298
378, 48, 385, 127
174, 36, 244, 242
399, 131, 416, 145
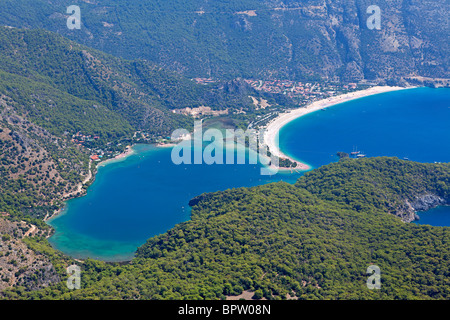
48, 144, 299, 261
48, 87, 450, 261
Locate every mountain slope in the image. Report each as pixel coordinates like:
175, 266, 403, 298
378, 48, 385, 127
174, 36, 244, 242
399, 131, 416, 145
3, 158, 450, 300
296, 157, 450, 222
0, 26, 262, 219
0, 27, 264, 136
0, 0, 448, 82
0, 27, 192, 137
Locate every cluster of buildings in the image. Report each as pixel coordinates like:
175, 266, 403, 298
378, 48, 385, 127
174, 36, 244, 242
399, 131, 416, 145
191, 77, 360, 101
70, 132, 113, 162
89, 154, 103, 161
70, 79, 364, 164
243, 79, 358, 98
71, 132, 100, 146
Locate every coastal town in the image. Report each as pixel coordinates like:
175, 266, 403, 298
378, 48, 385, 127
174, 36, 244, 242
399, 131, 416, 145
244, 79, 368, 129
76, 78, 373, 165
194, 77, 362, 99
244, 79, 358, 97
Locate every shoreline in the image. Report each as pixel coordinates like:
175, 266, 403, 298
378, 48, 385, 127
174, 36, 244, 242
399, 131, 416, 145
45, 86, 412, 221
98, 142, 177, 167
263, 86, 415, 170
46, 145, 137, 222
97, 145, 135, 168
45, 142, 173, 222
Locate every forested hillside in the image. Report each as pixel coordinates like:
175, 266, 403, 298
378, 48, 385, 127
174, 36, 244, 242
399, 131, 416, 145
296, 157, 450, 222
0, 27, 256, 139
0, 1, 448, 301
0, 91, 90, 219
0, 0, 448, 82
3, 158, 450, 300
0, 26, 265, 219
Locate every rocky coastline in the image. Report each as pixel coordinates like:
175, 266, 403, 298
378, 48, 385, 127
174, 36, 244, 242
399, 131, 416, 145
397, 194, 449, 223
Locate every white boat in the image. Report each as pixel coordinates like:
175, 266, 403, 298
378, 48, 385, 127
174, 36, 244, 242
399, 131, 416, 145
357, 154, 366, 158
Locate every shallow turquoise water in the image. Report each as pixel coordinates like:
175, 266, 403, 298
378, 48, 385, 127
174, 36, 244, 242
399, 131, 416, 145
48, 144, 299, 261
49, 87, 450, 261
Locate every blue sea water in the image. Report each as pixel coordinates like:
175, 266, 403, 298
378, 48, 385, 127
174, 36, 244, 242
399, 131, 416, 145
48, 144, 299, 261
48, 87, 450, 261
279, 87, 450, 228
279, 87, 450, 168
414, 206, 450, 227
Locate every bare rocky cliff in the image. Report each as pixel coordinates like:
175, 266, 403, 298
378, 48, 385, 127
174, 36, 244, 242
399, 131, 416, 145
396, 194, 449, 223
259, 0, 449, 82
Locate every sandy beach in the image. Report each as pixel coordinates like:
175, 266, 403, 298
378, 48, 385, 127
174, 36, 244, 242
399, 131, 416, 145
97, 145, 135, 167
263, 86, 413, 170
45, 147, 135, 222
